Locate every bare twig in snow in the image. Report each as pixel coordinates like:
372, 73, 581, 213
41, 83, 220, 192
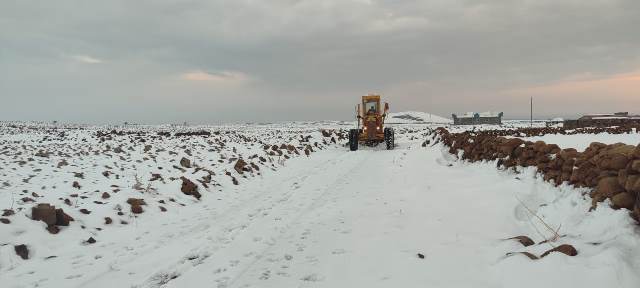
514, 194, 561, 248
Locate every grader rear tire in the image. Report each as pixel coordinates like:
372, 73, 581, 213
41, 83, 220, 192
349, 129, 359, 151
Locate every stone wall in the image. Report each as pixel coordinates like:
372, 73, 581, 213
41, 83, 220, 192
464, 125, 637, 137
564, 118, 640, 129
431, 127, 640, 222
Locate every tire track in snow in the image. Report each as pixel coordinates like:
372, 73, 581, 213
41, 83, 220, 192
154, 150, 371, 288
223, 145, 413, 287
76, 148, 366, 288
221, 149, 377, 288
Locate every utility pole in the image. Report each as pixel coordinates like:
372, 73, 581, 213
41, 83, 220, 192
530, 97, 533, 127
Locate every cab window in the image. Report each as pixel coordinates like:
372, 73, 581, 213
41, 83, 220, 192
364, 101, 378, 114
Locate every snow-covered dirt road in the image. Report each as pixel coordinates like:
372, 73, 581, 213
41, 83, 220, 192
3, 124, 640, 288
86, 141, 640, 287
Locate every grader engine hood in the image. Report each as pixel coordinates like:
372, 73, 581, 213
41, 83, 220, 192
365, 116, 379, 139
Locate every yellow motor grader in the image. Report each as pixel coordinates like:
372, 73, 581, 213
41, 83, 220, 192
348, 94, 394, 151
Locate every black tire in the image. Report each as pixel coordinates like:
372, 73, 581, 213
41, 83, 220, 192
349, 129, 359, 151
384, 127, 394, 150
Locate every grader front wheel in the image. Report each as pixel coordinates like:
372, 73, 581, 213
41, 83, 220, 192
384, 128, 394, 150
349, 129, 359, 151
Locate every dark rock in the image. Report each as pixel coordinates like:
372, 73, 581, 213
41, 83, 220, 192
126, 198, 146, 206
540, 244, 578, 258
234, 159, 248, 174
593, 177, 624, 199
57, 159, 69, 168
507, 236, 535, 247
55, 208, 74, 226
101, 192, 111, 199
46, 225, 60, 234
611, 193, 635, 210
150, 173, 162, 181
0, 218, 10, 224
21, 197, 35, 203
131, 205, 144, 214
634, 144, 640, 159
180, 177, 201, 199
500, 138, 524, 155
625, 175, 640, 194
32, 203, 57, 225
14, 244, 29, 260
180, 157, 191, 168
127, 198, 146, 214
104, 217, 113, 224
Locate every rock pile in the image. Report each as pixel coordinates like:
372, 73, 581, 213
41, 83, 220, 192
174, 130, 212, 137
433, 127, 640, 221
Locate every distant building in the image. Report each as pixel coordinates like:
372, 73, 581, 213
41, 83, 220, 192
451, 112, 503, 125
563, 112, 640, 129
545, 117, 564, 127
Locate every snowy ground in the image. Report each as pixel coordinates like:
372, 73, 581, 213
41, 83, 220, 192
519, 132, 640, 151
1, 121, 640, 288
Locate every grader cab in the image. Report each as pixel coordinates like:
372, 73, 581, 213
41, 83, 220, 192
348, 94, 394, 151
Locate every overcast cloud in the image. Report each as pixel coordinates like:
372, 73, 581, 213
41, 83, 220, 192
1, 0, 639, 123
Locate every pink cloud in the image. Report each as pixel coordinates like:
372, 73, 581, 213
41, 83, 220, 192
497, 70, 640, 116
506, 70, 640, 99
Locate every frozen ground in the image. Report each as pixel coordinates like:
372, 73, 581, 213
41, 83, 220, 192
1, 121, 639, 288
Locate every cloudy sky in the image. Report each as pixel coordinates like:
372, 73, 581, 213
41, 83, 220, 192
1, 0, 639, 123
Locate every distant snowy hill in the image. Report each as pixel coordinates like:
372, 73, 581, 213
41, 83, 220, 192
386, 111, 452, 124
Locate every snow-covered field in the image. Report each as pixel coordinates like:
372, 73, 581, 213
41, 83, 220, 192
520, 132, 640, 151
1, 119, 640, 288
